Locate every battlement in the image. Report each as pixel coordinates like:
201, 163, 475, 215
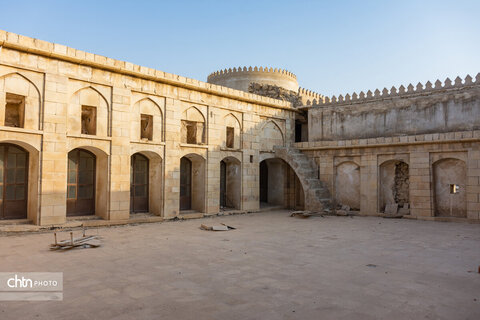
207, 66, 299, 93
207, 66, 297, 81
297, 87, 325, 105
312, 74, 480, 107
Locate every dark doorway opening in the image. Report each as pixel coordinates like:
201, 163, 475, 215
260, 160, 268, 203
67, 149, 95, 216
131, 153, 149, 213
220, 160, 227, 208
180, 157, 192, 210
0, 144, 28, 219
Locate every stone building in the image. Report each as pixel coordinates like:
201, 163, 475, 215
0, 30, 478, 225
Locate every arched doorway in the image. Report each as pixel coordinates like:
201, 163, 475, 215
67, 149, 95, 216
220, 157, 241, 210
0, 144, 28, 219
131, 153, 149, 213
179, 154, 205, 212
259, 158, 304, 210
180, 157, 192, 210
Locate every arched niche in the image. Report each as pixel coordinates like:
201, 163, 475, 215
0, 73, 41, 130
379, 160, 409, 212
260, 120, 284, 151
68, 87, 109, 137
335, 161, 360, 210
181, 107, 205, 145
433, 158, 466, 217
131, 98, 163, 142
223, 114, 241, 149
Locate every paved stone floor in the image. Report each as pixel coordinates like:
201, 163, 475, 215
0, 210, 479, 319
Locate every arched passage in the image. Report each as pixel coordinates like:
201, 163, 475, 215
0, 144, 28, 219
379, 160, 409, 212
259, 157, 304, 210
129, 150, 163, 216
180, 154, 205, 212
220, 156, 241, 210
433, 158, 467, 217
131, 153, 149, 213
66, 146, 109, 219
67, 149, 96, 216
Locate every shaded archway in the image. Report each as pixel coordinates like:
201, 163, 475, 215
67, 149, 96, 216
66, 145, 109, 219
0, 144, 28, 219
220, 156, 241, 210
130, 153, 149, 213
335, 162, 360, 210
259, 157, 304, 210
433, 158, 467, 217
180, 154, 205, 212
379, 160, 409, 212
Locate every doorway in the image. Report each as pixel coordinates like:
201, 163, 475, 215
67, 149, 95, 216
0, 144, 28, 219
131, 153, 149, 213
180, 157, 192, 210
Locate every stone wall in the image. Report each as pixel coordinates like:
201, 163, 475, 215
309, 78, 480, 141
0, 30, 300, 225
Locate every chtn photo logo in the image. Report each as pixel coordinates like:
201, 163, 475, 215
7, 274, 33, 288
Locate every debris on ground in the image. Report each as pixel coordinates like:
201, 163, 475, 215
334, 204, 358, 217
383, 214, 404, 219
200, 223, 236, 231
50, 229, 102, 251
290, 211, 324, 218
366, 264, 377, 268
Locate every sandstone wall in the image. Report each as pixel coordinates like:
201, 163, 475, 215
0, 30, 298, 225
309, 79, 480, 141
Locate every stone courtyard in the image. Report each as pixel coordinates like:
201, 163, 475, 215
1, 211, 479, 319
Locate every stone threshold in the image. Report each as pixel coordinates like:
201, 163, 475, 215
0, 214, 164, 233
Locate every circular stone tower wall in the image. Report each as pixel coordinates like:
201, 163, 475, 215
207, 67, 299, 92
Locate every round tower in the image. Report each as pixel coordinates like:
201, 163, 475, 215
207, 66, 299, 92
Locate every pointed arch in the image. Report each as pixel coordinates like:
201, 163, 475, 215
134, 97, 163, 118
224, 113, 241, 130
0, 72, 42, 98
69, 86, 110, 137
71, 86, 109, 107
132, 97, 164, 142
260, 120, 285, 151
0, 72, 42, 130
182, 106, 205, 123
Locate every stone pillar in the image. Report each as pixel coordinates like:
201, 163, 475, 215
409, 152, 432, 217
39, 73, 68, 225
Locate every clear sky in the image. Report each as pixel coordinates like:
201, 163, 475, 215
1, 0, 479, 97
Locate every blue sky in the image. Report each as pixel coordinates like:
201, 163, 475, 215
1, 0, 479, 96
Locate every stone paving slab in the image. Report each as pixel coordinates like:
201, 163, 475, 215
0, 210, 479, 319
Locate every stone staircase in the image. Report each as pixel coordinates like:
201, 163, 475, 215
274, 146, 331, 212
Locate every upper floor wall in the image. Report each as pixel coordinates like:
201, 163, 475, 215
308, 75, 480, 141
0, 30, 297, 146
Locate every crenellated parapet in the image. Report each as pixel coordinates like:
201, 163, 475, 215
208, 66, 297, 81
207, 66, 299, 93
312, 74, 480, 107
297, 87, 325, 105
